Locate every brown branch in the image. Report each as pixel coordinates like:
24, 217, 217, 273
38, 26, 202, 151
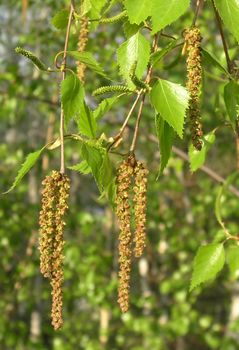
211, 0, 233, 74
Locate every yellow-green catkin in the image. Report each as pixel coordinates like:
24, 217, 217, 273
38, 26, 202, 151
115, 158, 134, 313
39, 171, 61, 278
133, 161, 148, 258
184, 26, 203, 150
77, 16, 89, 82
39, 170, 70, 330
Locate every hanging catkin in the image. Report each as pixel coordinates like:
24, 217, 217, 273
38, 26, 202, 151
115, 158, 134, 313
184, 26, 203, 150
39, 170, 70, 330
77, 16, 89, 82
133, 161, 148, 258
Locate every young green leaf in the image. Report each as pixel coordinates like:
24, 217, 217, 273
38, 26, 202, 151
155, 114, 175, 175
150, 79, 189, 138
81, 142, 104, 188
93, 96, 119, 121
67, 51, 107, 78
51, 9, 69, 30
214, 0, 239, 42
124, 0, 152, 25
77, 102, 97, 138
61, 74, 84, 129
189, 132, 216, 172
190, 243, 225, 291
88, 0, 108, 19
117, 32, 150, 85
224, 81, 239, 126
4, 148, 44, 194
68, 160, 91, 174
151, 0, 190, 34
226, 245, 239, 279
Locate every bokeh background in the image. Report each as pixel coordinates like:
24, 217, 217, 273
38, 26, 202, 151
1, 1, 239, 349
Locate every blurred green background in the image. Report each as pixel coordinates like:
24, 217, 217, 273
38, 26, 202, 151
1, 0, 239, 349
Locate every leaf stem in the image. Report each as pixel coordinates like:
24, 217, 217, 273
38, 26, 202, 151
60, 3, 74, 174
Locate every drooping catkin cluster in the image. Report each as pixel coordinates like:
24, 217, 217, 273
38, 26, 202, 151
115, 155, 148, 313
184, 26, 203, 150
77, 16, 89, 82
39, 170, 70, 330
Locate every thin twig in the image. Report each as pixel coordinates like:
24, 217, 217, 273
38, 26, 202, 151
130, 95, 146, 152
111, 90, 143, 144
59, 3, 74, 174
148, 134, 239, 198
211, 0, 232, 73
192, 0, 203, 26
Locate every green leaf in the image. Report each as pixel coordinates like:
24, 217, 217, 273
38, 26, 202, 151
189, 132, 216, 172
226, 245, 239, 279
93, 96, 119, 121
123, 22, 141, 38
4, 149, 43, 194
201, 48, 228, 75
224, 80, 239, 126
150, 79, 189, 138
150, 41, 178, 67
77, 102, 97, 138
214, 0, 239, 42
67, 51, 107, 78
151, 0, 190, 34
88, 0, 108, 19
155, 114, 175, 175
80, 142, 115, 202
68, 160, 91, 174
124, 0, 152, 25
61, 74, 84, 129
190, 243, 225, 291
51, 9, 69, 30
81, 143, 104, 188
117, 32, 150, 85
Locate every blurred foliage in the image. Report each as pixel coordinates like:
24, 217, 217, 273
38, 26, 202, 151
1, 0, 239, 349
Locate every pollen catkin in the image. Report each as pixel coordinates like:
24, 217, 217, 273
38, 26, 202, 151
39, 170, 70, 330
77, 16, 89, 82
39, 171, 61, 278
184, 27, 203, 150
115, 159, 134, 313
133, 162, 148, 258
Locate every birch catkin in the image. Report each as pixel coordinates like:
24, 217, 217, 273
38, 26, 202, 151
77, 16, 89, 82
184, 27, 203, 150
39, 170, 70, 330
115, 159, 134, 313
133, 161, 148, 258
